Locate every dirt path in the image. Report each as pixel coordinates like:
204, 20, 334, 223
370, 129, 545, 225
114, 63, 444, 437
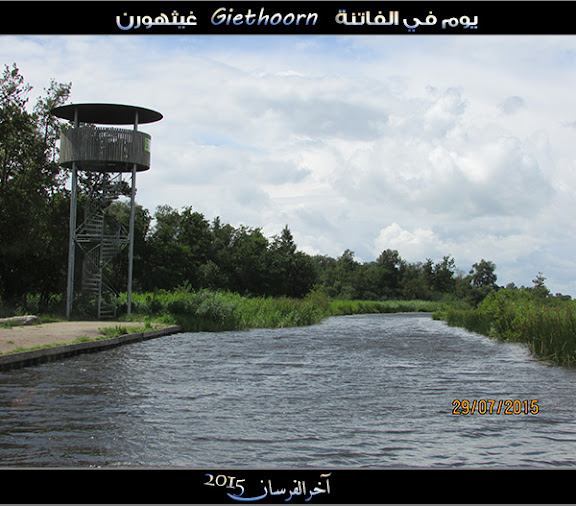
0, 321, 150, 355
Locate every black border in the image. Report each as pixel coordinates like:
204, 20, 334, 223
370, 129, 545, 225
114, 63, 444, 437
2, 1, 576, 35
1, 2, 575, 504
0, 468, 569, 503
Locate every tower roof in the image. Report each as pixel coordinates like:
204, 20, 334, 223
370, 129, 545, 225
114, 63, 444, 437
50, 103, 163, 125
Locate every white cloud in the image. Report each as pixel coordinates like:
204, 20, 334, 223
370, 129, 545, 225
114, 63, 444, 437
373, 223, 443, 262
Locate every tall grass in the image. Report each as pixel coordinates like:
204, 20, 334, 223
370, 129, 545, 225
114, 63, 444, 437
118, 288, 439, 333
330, 299, 442, 316
517, 306, 576, 365
119, 288, 329, 332
434, 289, 576, 366
438, 309, 493, 336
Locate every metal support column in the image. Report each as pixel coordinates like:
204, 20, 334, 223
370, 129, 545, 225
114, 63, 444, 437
127, 111, 139, 314
65, 108, 79, 320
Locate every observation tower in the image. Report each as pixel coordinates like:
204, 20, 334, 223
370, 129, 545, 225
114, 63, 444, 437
51, 103, 163, 319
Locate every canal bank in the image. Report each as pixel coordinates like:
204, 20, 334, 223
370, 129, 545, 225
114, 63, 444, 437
0, 322, 182, 371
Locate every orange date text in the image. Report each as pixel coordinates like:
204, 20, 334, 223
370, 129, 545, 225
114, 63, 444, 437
452, 399, 539, 415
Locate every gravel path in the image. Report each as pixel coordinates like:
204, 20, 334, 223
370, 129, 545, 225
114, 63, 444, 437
0, 321, 149, 354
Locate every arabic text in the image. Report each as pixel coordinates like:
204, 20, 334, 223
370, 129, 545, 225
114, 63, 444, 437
335, 9, 479, 32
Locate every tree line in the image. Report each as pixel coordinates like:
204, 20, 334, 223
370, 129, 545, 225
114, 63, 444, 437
111, 201, 500, 304
0, 64, 561, 314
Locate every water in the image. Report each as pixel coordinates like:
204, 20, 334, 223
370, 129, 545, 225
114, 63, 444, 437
1, 312, 576, 468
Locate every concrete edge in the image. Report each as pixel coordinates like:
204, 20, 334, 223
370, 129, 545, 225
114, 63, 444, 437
0, 325, 183, 371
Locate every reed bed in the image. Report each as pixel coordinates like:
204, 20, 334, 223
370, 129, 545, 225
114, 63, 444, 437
118, 288, 438, 333
119, 289, 328, 332
330, 299, 441, 316
434, 289, 576, 366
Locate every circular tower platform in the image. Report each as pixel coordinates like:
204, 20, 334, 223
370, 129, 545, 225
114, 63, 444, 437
51, 103, 163, 172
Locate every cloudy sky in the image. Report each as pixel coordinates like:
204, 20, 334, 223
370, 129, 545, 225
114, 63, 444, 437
3, 34, 576, 295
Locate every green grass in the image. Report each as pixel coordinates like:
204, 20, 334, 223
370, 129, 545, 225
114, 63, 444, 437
434, 308, 494, 336
434, 289, 576, 367
116, 288, 439, 333
0, 320, 23, 329
119, 289, 328, 332
98, 324, 154, 338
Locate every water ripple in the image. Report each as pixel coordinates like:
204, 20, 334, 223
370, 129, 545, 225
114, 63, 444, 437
1, 313, 576, 467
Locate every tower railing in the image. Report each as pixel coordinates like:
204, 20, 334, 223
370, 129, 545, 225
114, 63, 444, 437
59, 126, 151, 172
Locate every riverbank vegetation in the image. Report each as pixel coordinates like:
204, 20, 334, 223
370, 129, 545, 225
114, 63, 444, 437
433, 281, 576, 366
117, 287, 443, 332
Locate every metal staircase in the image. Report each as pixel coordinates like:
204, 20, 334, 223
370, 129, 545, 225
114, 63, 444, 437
75, 174, 129, 319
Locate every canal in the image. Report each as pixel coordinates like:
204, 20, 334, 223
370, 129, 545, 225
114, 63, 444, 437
1, 313, 576, 467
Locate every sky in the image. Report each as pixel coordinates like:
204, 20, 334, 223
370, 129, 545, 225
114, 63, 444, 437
3, 34, 576, 296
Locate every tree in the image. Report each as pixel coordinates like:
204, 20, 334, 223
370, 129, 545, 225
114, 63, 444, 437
334, 249, 359, 299
272, 225, 296, 256
201, 216, 236, 290
288, 251, 318, 298
269, 226, 317, 298
467, 259, 498, 305
34, 77, 73, 170
401, 262, 432, 300
470, 259, 497, 289
178, 206, 211, 285
433, 255, 456, 295
269, 225, 299, 297
145, 205, 186, 290
530, 272, 550, 298
376, 249, 405, 299
106, 200, 151, 292
422, 258, 435, 293
228, 225, 270, 295
144, 205, 212, 290
353, 262, 381, 300
0, 64, 71, 307
311, 254, 339, 297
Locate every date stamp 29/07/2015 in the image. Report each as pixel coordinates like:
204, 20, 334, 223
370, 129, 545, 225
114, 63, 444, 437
452, 399, 539, 415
